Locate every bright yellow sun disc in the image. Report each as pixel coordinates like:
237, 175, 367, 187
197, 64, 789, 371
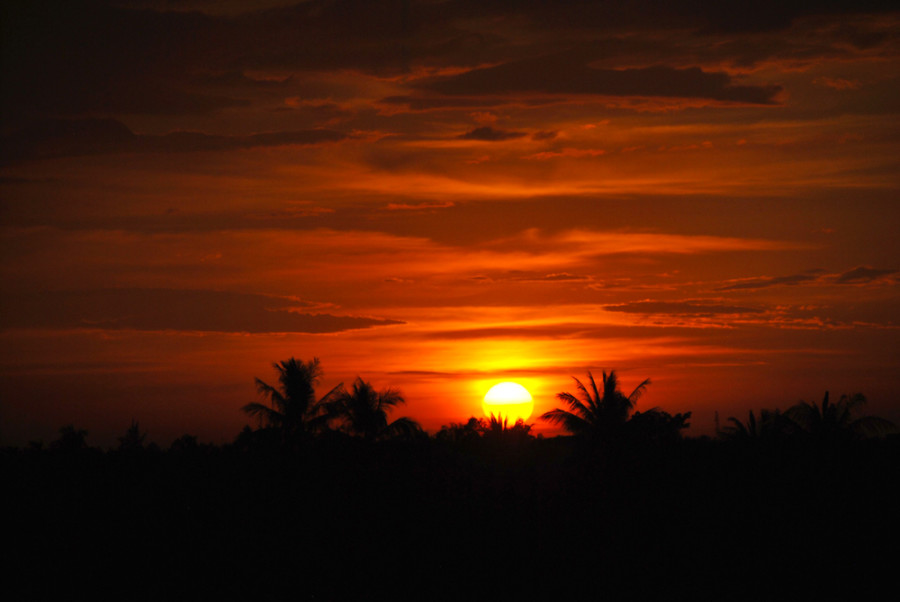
482, 382, 534, 423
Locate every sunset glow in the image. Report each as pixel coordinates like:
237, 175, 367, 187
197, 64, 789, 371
482, 382, 535, 424
1, 1, 899, 447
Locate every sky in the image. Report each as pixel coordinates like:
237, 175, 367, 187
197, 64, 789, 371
2, 0, 899, 446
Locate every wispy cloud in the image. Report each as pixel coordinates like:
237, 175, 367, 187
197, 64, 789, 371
717, 266, 898, 290
0, 289, 402, 334
1, 118, 349, 164
457, 126, 527, 141
604, 300, 764, 316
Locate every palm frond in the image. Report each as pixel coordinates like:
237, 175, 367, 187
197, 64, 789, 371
540, 408, 589, 434
851, 415, 896, 437
556, 391, 590, 419
572, 377, 597, 413
627, 378, 652, 406
588, 372, 602, 412
241, 402, 283, 427
383, 417, 422, 440
377, 387, 405, 409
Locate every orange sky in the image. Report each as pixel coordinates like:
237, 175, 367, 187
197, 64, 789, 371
2, 1, 899, 446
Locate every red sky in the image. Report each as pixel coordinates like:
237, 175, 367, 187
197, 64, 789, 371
2, 0, 899, 446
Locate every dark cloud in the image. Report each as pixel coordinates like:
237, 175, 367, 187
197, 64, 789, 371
417, 53, 783, 104
471, 271, 589, 283
604, 301, 764, 316
532, 131, 558, 141
0, 119, 348, 163
835, 266, 899, 284
385, 201, 455, 211
5, 0, 894, 127
378, 95, 555, 112
457, 126, 527, 141
0, 289, 402, 333
419, 323, 600, 340
716, 267, 898, 290
717, 271, 824, 290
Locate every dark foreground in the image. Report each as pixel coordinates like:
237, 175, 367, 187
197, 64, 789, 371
5, 435, 899, 599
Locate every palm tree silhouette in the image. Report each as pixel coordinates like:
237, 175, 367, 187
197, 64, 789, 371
541, 370, 650, 439
242, 357, 342, 442
718, 409, 795, 441
328, 377, 421, 441
785, 391, 895, 440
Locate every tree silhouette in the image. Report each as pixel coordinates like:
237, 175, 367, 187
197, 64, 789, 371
328, 377, 421, 441
540, 370, 651, 440
436, 417, 483, 444
50, 424, 89, 451
479, 414, 534, 446
117, 420, 147, 451
717, 409, 796, 441
785, 391, 895, 440
628, 408, 692, 443
242, 357, 342, 443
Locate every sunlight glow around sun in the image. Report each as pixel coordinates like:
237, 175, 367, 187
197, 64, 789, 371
482, 382, 534, 423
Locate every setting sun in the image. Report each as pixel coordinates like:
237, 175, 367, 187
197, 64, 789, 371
483, 382, 534, 424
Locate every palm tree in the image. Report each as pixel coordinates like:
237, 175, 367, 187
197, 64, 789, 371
328, 377, 421, 441
717, 409, 796, 441
785, 391, 895, 440
242, 357, 342, 442
541, 370, 651, 439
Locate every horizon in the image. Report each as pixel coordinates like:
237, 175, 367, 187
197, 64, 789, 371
2, 1, 899, 448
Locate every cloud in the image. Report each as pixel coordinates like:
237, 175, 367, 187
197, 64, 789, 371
525, 148, 606, 160
418, 323, 606, 340
1, 119, 348, 163
385, 201, 455, 211
470, 271, 590, 283
0, 289, 402, 333
717, 271, 824, 290
457, 126, 527, 141
416, 52, 783, 104
834, 266, 899, 284
716, 267, 898, 290
5, 0, 893, 128
604, 301, 764, 316
506, 229, 807, 256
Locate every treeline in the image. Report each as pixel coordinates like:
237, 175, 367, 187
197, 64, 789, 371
8, 358, 896, 454
4, 360, 898, 599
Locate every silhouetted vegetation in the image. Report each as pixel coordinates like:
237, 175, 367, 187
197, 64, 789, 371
540, 370, 691, 444
242, 357, 342, 445
326, 376, 423, 441
719, 391, 896, 443
5, 361, 898, 598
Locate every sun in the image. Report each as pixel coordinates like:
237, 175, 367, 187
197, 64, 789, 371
482, 382, 534, 423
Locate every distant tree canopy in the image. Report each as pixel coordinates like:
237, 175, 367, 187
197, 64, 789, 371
50, 424, 89, 451
719, 391, 896, 441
